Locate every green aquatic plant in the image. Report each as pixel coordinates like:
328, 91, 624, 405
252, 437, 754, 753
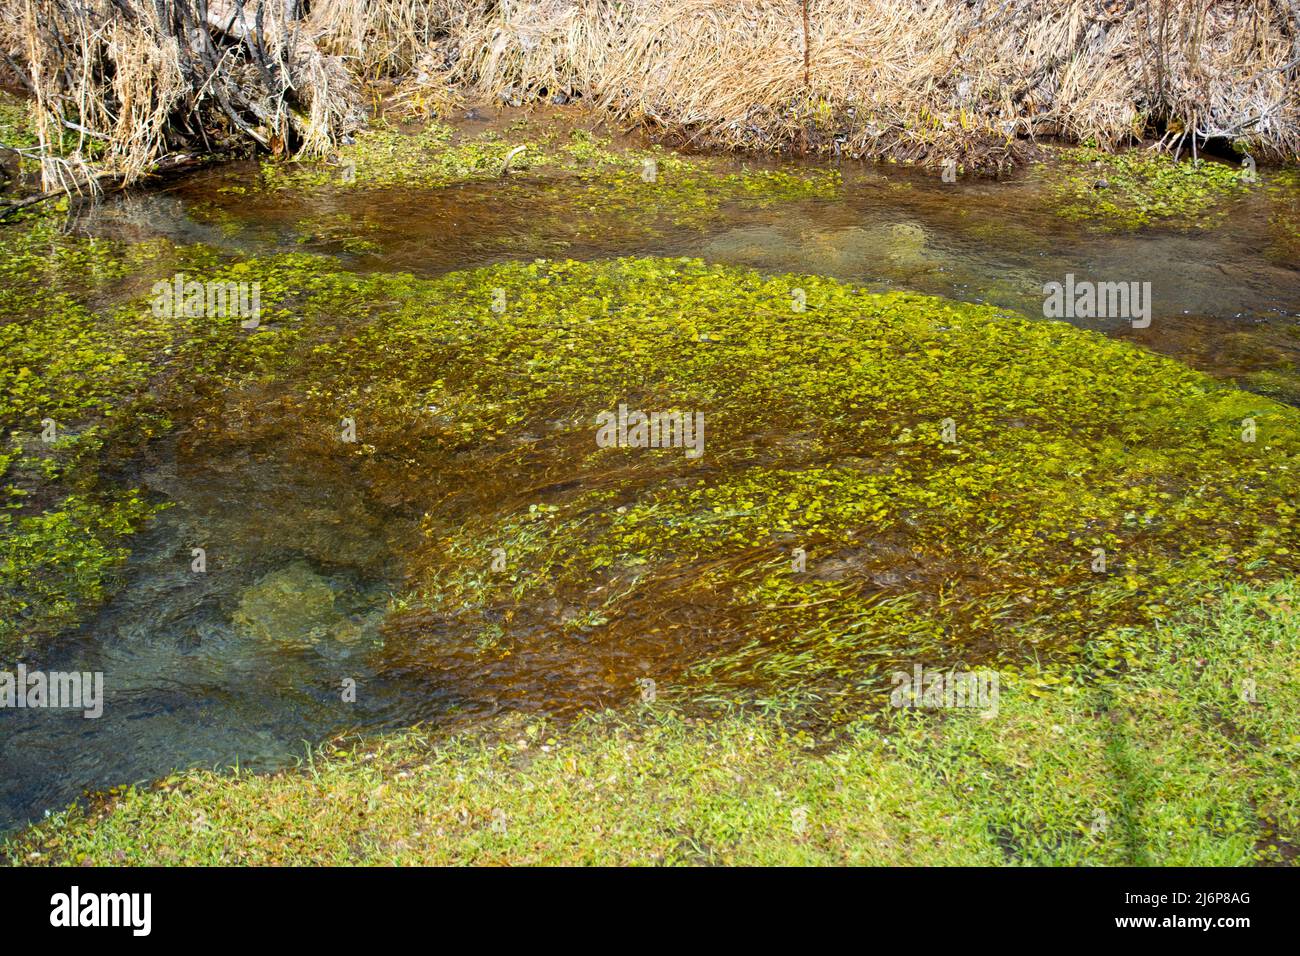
155, 253, 1300, 718
0, 217, 210, 657
1, 218, 1294, 705
0, 485, 157, 656
1041, 146, 1251, 231
0, 95, 39, 152
1265, 168, 1300, 264
0, 92, 106, 195
260, 123, 838, 234
0, 94, 40, 197
292, 213, 384, 255
1245, 366, 1300, 406
261, 122, 539, 191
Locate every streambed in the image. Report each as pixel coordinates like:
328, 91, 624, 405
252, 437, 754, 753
1, 108, 1298, 833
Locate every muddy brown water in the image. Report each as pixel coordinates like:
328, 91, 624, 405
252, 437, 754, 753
2, 116, 1297, 832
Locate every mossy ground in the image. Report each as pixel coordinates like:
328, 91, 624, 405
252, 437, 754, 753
1037, 146, 1253, 231
7, 580, 1296, 866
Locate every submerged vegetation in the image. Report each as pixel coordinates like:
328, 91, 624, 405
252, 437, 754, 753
1040, 147, 1253, 231
1267, 169, 1300, 264
263, 122, 840, 232
256, 257, 1300, 713
9, 246, 1282, 720
8, 581, 1297, 866
0, 210, 184, 657
1, 175, 1297, 692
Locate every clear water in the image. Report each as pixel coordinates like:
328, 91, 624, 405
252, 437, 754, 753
2, 116, 1297, 832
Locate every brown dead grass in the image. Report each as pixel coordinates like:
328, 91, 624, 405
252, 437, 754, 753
2, 0, 1298, 189
4, 0, 362, 191
449, 0, 1300, 169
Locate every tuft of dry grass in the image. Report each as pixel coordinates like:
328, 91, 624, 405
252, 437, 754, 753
4, 0, 1298, 190
308, 0, 464, 77
7, 0, 363, 190
446, 0, 1300, 170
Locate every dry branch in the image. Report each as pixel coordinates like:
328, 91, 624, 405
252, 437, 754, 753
9, 0, 361, 189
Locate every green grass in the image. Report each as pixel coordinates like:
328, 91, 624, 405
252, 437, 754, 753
7, 580, 1297, 866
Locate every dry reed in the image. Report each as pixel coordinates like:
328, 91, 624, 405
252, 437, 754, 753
6, 0, 361, 191
450, 0, 1300, 169
3, 0, 1298, 193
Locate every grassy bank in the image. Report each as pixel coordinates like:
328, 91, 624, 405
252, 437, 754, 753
7, 581, 1296, 866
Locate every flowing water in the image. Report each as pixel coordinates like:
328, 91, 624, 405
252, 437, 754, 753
2, 112, 1297, 832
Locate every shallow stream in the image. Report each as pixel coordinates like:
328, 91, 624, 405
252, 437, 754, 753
2, 110, 1297, 831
